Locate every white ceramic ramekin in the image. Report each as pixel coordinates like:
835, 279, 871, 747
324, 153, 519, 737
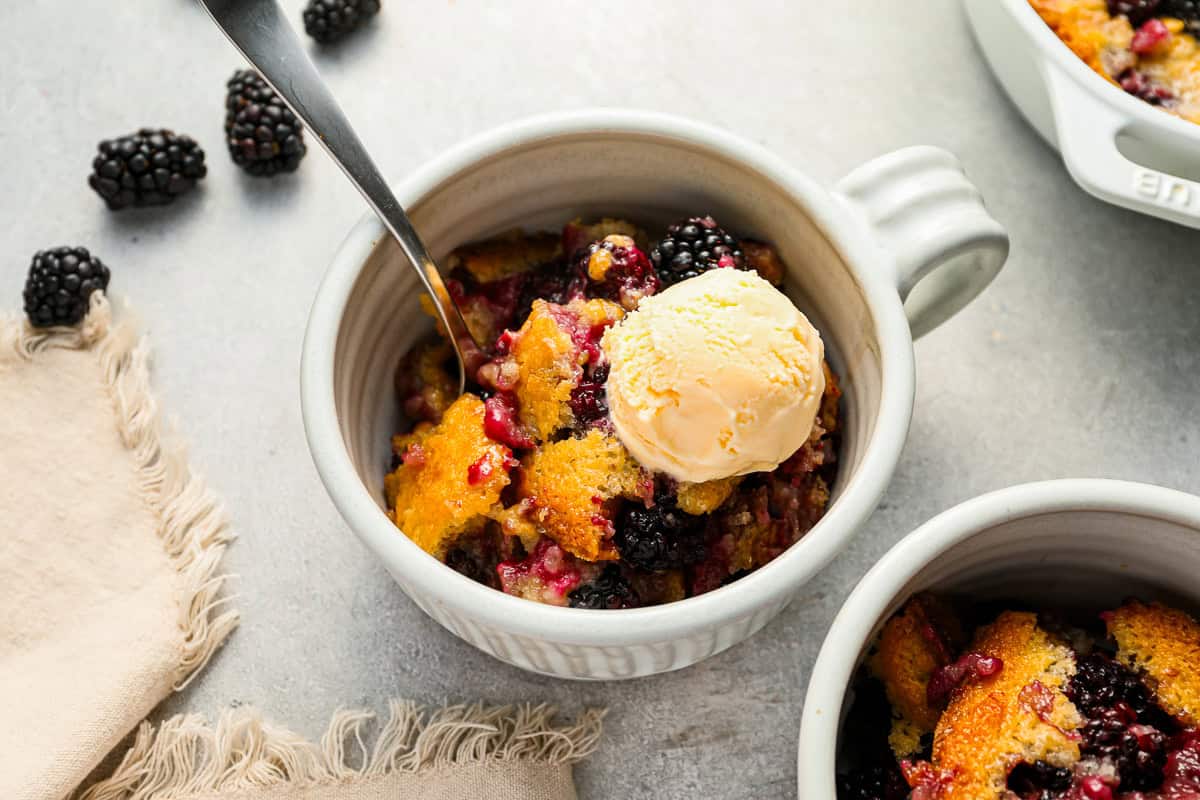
966, 0, 1200, 227
300, 109, 1009, 680
798, 479, 1200, 796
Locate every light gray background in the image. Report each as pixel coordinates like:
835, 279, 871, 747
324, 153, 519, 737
4, 2, 1199, 797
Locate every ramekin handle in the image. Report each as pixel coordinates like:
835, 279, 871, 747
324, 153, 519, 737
833, 146, 1009, 339
1044, 62, 1200, 229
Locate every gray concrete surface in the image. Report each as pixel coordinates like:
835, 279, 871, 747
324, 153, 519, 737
5, 1, 1200, 797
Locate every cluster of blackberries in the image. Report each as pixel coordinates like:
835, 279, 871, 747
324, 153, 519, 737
54, 1, 383, 327
650, 215, 746, 287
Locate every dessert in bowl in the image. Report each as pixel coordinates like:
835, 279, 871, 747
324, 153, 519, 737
799, 479, 1200, 798
1031, 0, 1200, 122
301, 109, 1008, 678
385, 216, 841, 609
965, 0, 1200, 229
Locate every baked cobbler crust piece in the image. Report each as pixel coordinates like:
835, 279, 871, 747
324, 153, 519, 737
384, 394, 513, 558
839, 596, 1200, 800
385, 216, 842, 609
1031, 0, 1200, 121
1109, 599, 1200, 726
919, 613, 1082, 800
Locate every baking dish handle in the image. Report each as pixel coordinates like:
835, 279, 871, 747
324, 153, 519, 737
833, 146, 1009, 339
1045, 62, 1200, 229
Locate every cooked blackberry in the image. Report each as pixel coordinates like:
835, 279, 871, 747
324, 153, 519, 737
837, 764, 908, 800
302, 0, 381, 43
515, 261, 583, 326
650, 216, 745, 286
576, 234, 659, 310
1108, 0, 1162, 25
1007, 761, 1073, 797
444, 537, 499, 587
225, 70, 307, 176
1080, 706, 1169, 790
1119, 69, 1176, 105
88, 129, 206, 210
569, 364, 609, 431
1163, 0, 1200, 32
23, 247, 111, 328
568, 565, 639, 609
614, 496, 706, 572
1068, 652, 1159, 718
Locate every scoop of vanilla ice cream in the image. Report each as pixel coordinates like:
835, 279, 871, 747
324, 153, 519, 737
601, 269, 825, 483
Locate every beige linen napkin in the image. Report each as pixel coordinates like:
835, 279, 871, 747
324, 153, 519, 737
81, 701, 604, 800
1, 296, 603, 800
0, 296, 239, 800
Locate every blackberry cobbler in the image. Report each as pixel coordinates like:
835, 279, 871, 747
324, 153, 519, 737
839, 594, 1200, 799
1032, 0, 1200, 121
384, 216, 840, 609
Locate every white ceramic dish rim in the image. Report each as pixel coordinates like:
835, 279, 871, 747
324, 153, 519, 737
300, 109, 916, 645
997, 0, 1200, 142
796, 478, 1200, 796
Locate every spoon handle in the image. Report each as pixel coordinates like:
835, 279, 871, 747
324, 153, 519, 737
199, 0, 476, 389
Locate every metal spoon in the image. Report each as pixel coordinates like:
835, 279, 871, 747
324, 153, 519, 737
198, 0, 479, 392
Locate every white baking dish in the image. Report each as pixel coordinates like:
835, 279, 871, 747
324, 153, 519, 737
966, 0, 1200, 227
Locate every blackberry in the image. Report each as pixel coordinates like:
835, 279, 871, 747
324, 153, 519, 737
1163, 0, 1200, 33
568, 565, 639, 609
515, 261, 584, 326
1068, 652, 1158, 718
614, 496, 706, 572
225, 70, 307, 176
445, 547, 499, 589
837, 765, 908, 800
1119, 70, 1176, 105
1108, 0, 1162, 25
88, 129, 207, 210
569, 364, 609, 430
23, 247, 111, 328
302, 0, 381, 43
1007, 761, 1073, 797
650, 216, 745, 286
1080, 706, 1168, 790
576, 234, 659, 310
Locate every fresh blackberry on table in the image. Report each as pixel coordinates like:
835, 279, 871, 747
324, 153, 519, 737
1068, 652, 1158, 718
225, 70, 307, 176
614, 496, 706, 572
88, 129, 207, 210
568, 565, 639, 609
650, 216, 745, 286
303, 0, 381, 43
837, 764, 908, 800
23, 247, 110, 328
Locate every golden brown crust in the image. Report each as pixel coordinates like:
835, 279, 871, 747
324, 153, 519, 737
1109, 600, 1200, 726
869, 594, 965, 757
445, 230, 561, 283
507, 301, 579, 441
676, 476, 741, 515
926, 612, 1081, 800
741, 240, 787, 286
385, 395, 512, 558
505, 298, 624, 443
516, 430, 647, 562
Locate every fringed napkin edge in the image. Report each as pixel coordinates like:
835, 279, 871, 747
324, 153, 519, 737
1, 294, 239, 687
79, 701, 606, 799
